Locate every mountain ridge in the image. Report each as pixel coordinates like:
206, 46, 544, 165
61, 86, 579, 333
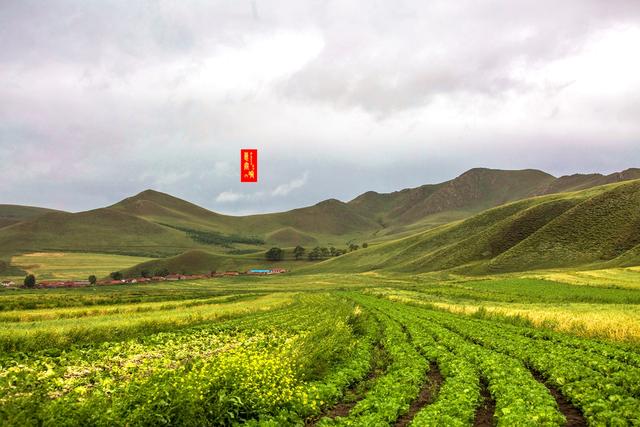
1, 167, 639, 266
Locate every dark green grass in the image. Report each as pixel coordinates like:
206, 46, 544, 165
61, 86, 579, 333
405, 278, 640, 304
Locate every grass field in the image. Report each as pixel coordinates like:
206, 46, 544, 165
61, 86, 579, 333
0, 271, 639, 425
7, 252, 154, 281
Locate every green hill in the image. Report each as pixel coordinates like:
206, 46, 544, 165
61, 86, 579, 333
303, 179, 640, 274
3, 168, 640, 277
265, 227, 318, 246
533, 168, 640, 195
0, 208, 197, 258
347, 168, 555, 225
121, 249, 311, 278
121, 250, 250, 277
0, 205, 64, 229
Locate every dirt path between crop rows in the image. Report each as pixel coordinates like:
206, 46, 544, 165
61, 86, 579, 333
532, 371, 587, 426
307, 343, 388, 425
394, 362, 444, 427
474, 380, 496, 427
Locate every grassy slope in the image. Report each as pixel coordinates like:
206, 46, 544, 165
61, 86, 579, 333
0, 205, 64, 229
347, 168, 555, 225
113, 191, 378, 245
121, 249, 312, 277
3, 168, 640, 277
8, 252, 153, 281
533, 168, 640, 195
302, 180, 640, 274
0, 208, 199, 258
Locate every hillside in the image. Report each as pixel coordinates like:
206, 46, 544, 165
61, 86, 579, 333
121, 249, 310, 278
0, 208, 197, 258
534, 168, 640, 195
303, 179, 640, 274
347, 168, 556, 226
346, 167, 640, 228
0, 205, 64, 229
2, 167, 639, 276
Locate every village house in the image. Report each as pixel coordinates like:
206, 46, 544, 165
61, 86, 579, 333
1, 280, 15, 287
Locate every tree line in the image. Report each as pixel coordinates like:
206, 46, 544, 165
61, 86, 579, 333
265, 242, 369, 261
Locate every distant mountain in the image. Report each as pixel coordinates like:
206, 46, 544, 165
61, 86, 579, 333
349, 168, 555, 225
305, 179, 640, 274
533, 168, 640, 195
1, 167, 639, 268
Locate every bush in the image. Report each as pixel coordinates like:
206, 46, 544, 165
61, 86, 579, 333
23, 274, 36, 288
266, 247, 284, 261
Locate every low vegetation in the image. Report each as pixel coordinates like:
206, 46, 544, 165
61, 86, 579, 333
0, 272, 638, 425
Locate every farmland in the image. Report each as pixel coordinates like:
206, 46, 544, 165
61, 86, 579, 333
1, 272, 638, 425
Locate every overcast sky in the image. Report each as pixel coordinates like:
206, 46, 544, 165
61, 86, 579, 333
1, 1, 639, 214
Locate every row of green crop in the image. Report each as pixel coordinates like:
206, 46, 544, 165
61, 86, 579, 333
1, 294, 375, 426
424, 311, 640, 425
318, 304, 429, 426
352, 293, 565, 426
396, 310, 480, 426
370, 289, 640, 426
0, 292, 297, 353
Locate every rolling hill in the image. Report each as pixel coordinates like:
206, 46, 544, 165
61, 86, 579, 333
0, 205, 64, 229
2, 167, 639, 277
303, 179, 640, 274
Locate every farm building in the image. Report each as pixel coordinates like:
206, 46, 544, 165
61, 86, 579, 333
247, 268, 288, 275
224, 271, 240, 276
1, 280, 15, 287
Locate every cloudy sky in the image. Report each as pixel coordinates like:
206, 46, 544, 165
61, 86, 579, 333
1, 0, 639, 214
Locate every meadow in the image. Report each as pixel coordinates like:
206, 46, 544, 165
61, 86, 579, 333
7, 252, 153, 281
1, 271, 639, 425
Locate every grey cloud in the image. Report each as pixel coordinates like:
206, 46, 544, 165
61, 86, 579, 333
279, 0, 640, 115
0, 0, 639, 213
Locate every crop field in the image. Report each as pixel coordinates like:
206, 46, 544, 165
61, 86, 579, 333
7, 252, 154, 281
1, 274, 639, 426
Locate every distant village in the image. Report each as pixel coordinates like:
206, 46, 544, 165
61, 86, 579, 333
1, 268, 287, 289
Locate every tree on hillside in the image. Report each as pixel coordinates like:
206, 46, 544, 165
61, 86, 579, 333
348, 243, 360, 252
293, 245, 306, 260
320, 247, 330, 258
110, 271, 123, 280
265, 247, 284, 261
140, 270, 151, 278
23, 274, 36, 288
362, 242, 369, 248
308, 247, 322, 261
88, 275, 97, 285
329, 246, 336, 256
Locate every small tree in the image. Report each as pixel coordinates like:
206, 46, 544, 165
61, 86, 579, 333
362, 242, 369, 248
320, 247, 330, 258
308, 247, 322, 261
88, 275, 97, 285
110, 271, 123, 280
348, 243, 360, 252
140, 270, 151, 278
265, 247, 284, 261
293, 245, 306, 260
23, 274, 36, 288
